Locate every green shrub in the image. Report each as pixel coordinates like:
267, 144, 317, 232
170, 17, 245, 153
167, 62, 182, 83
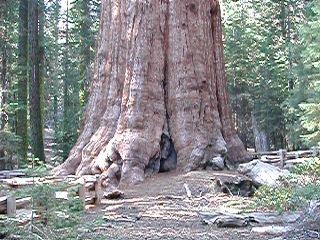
25, 163, 50, 177
291, 157, 320, 176
255, 181, 320, 212
254, 185, 295, 212
0, 131, 22, 168
5, 182, 85, 239
291, 182, 320, 205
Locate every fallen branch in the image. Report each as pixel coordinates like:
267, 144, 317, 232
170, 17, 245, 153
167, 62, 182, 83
183, 183, 192, 198
198, 211, 300, 228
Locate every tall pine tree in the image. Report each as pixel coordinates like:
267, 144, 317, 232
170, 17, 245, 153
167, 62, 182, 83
17, 0, 29, 162
29, 0, 45, 162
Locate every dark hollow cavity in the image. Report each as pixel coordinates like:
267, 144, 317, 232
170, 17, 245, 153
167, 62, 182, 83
159, 134, 177, 172
145, 134, 177, 175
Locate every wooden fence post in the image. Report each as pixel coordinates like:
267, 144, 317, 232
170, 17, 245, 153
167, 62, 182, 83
78, 182, 86, 209
312, 146, 319, 157
278, 149, 286, 168
94, 175, 102, 206
7, 195, 16, 217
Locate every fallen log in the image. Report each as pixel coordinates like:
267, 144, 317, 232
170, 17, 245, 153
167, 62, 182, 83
84, 197, 95, 205
1, 177, 42, 187
0, 196, 7, 205
103, 215, 139, 223
252, 151, 279, 157
0, 170, 26, 179
199, 211, 300, 228
85, 182, 95, 190
199, 211, 252, 227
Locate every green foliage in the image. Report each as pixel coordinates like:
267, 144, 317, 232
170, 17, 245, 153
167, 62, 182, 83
255, 158, 320, 212
46, 0, 101, 160
25, 163, 50, 177
291, 157, 320, 176
255, 181, 320, 212
0, 0, 101, 166
0, 1, 19, 132
0, 131, 22, 154
223, 0, 305, 149
285, 0, 320, 147
254, 184, 295, 212
6, 182, 85, 239
0, 131, 22, 168
300, 92, 320, 146
223, 0, 320, 150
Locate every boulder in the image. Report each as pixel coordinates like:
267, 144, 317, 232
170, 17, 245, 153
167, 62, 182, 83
207, 156, 225, 170
237, 160, 289, 186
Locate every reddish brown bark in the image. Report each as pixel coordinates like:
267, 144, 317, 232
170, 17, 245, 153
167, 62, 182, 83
211, 2, 251, 166
53, 0, 250, 187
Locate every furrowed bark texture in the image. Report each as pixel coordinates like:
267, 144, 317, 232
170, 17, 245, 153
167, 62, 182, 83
53, 0, 250, 185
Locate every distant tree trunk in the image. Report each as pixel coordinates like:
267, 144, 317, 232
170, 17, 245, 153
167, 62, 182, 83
17, 0, 29, 162
54, 0, 251, 186
0, 8, 8, 170
80, 0, 92, 103
251, 112, 268, 152
39, 0, 45, 119
62, 0, 70, 159
1, 45, 8, 130
53, 0, 60, 129
29, 0, 45, 161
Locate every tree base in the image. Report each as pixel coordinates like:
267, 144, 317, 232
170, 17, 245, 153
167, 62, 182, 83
52, 0, 252, 189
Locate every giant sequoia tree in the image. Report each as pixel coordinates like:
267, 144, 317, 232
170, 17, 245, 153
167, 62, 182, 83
54, 0, 250, 187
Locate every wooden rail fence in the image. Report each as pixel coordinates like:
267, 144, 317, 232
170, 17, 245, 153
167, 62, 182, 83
251, 146, 319, 168
0, 174, 102, 217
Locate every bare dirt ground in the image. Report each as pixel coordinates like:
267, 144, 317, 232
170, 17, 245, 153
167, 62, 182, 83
82, 171, 280, 240
2, 170, 315, 239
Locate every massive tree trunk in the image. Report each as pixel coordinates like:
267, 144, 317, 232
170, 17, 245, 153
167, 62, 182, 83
53, 0, 250, 186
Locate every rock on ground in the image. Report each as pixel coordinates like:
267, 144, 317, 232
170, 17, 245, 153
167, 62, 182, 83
237, 160, 289, 186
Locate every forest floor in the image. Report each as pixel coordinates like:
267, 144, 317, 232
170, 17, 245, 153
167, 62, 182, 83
38, 130, 272, 238
79, 170, 297, 240
1, 170, 316, 239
